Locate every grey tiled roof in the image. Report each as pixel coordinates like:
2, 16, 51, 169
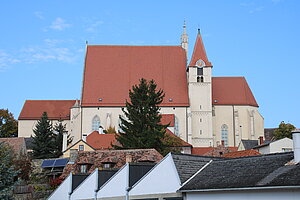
171, 153, 223, 184
241, 140, 258, 150
180, 152, 295, 191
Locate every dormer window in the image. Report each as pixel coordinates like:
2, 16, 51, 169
103, 162, 116, 169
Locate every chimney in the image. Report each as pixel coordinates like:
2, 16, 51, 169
221, 140, 225, 146
292, 129, 300, 162
62, 131, 68, 152
99, 126, 104, 134
82, 134, 87, 142
126, 155, 132, 163
259, 136, 264, 145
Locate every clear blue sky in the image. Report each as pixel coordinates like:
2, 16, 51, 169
1, 0, 299, 128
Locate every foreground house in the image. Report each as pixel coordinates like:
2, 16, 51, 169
253, 137, 293, 154
18, 25, 264, 148
179, 152, 300, 200
48, 174, 88, 200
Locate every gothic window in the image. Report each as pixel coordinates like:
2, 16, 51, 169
92, 115, 100, 131
201, 76, 204, 82
221, 124, 228, 147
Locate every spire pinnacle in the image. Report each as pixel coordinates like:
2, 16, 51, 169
189, 29, 212, 67
181, 21, 188, 56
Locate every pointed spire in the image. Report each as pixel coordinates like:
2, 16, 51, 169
189, 29, 212, 67
72, 99, 80, 108
181, 21, 188, 56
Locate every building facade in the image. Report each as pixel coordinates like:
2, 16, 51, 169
18, 25, 264, 147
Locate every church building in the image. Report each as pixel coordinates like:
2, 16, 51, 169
18, 25, 264, 148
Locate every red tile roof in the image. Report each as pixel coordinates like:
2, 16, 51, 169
81, 45, 189, 107
86, 131, 117, 150
61, 148, 163, 179
161, 114, 175, 127
19, 100, 76, 120
189, 31, 212, 67
192, 146, 238, 156
212, 77, 258, 107
86, 128, 191, 150
222, 149, 261, 157
0, 137, 26, 155
165, 129, 192, 147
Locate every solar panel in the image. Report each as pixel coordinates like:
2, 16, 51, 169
41, 158, 69, 168
41, 160, 55, 168
53, 158, 69, 167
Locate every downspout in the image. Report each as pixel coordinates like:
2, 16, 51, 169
94, 168, 99, 200
68, 173, 72, 200
232, 105, 236, 147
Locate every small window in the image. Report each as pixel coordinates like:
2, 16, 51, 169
200, 130, 202, 135
200, 118, 202, 122
80, 165, 87, 173
103, 163, 115, 169
79, 145, 84, 151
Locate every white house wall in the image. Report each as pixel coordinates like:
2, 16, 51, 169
129, 154, 181, 197
185, 189, 300, 200
18, 119, 71, 138
80, 107, 187, 141
213, 105, 264, 147
71, 169, 98, 200
48, 174, 71, 200
97, 164, 128, 199
269, 138, 293, 153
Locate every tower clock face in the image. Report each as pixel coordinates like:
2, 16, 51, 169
196, 59, 205, 67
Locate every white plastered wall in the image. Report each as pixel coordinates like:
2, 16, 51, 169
48, 173, 71, 200
188, 66, 213, 147
129, 153, 181, 197
18, 119, 71, 138
71, 169, 98, 200
80, 107, 188, 142
213, 105, 264, 147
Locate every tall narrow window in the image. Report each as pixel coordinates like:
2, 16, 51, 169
221, 124, 228, 147
92, 115, 100, 131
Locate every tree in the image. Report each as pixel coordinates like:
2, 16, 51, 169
104, 126, 117, 134
53, 119, 73, 157
113, 78, 168, 154
0, 142, 18, 199
0, 109, 18, 137
32, 112, 56, 159
13, 153, 32, 181
273, 121, 296, 140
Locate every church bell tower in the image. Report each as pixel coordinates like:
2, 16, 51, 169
187, 29, 214, 147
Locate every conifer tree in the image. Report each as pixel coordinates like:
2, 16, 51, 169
113, 78, 168, 154
0, 142, 18, 200
53, 119, 73, 157
32, 112, 56, 159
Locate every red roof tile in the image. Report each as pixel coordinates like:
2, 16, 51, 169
222, 149, 261, 157
189, 31, 212, 67
81, 45, 189, 107
0, 137, 26, 155
161, 114, 175, 127
165, 129, 192, 147
192, 146, 238, 156
86, 131, 117, 150
212, 77, 258, 107
19, 100, 76, 120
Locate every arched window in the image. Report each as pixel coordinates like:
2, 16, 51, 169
221, 124, 228, 147
92, 115, 100, 131
200, 76, 204, 82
